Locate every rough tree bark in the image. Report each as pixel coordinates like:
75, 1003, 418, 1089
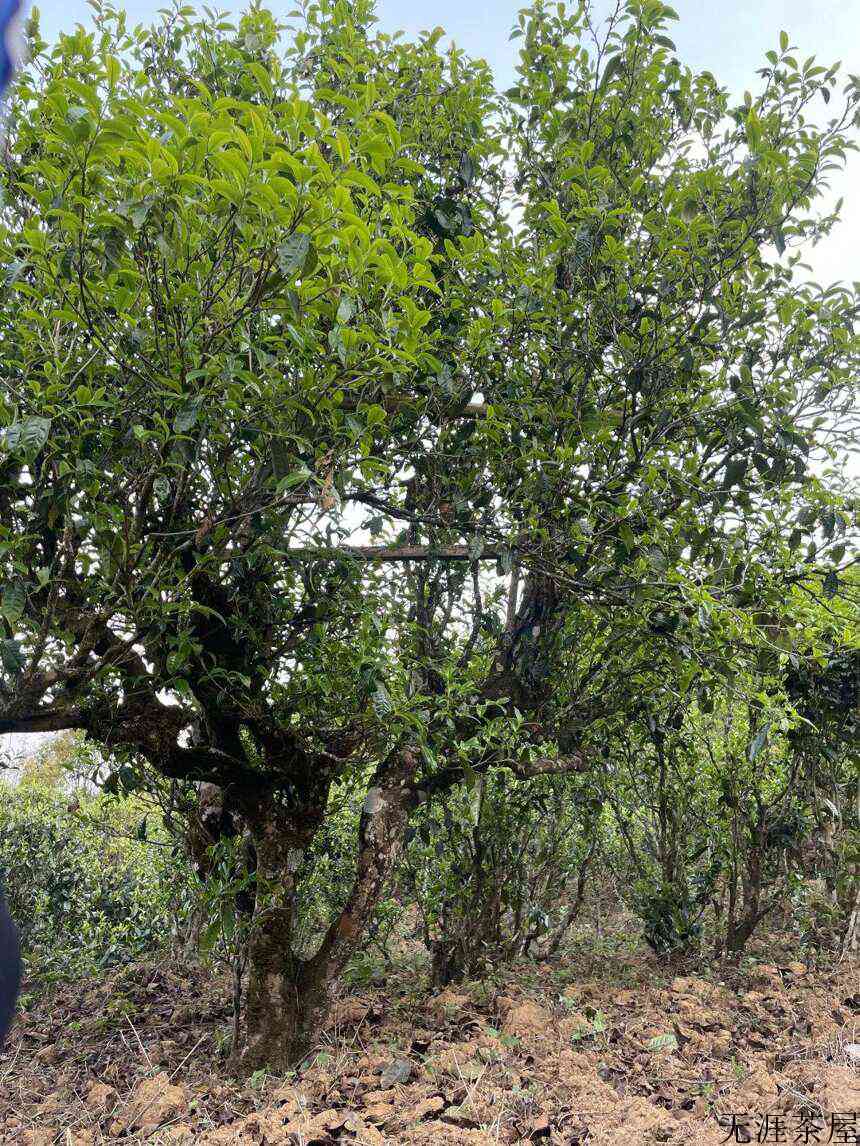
842, 779, 860, 958
238, 747, 420, 1069
844, 876, 860, 958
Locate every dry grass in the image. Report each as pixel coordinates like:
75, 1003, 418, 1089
1, 923, 858, 1144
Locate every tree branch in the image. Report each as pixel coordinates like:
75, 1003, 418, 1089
338, 396, 488, 420
0, 709, 88, 735
278, 544, 503, 563
424, 749, 589, 796
308, 745, 420, 977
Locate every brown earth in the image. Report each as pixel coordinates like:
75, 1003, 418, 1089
1, 932, 858, 1144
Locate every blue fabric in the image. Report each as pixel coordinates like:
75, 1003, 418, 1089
0, 893, 20, 1048
0, 0, 23, 97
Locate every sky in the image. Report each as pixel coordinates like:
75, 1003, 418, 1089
34, 0, 860, 284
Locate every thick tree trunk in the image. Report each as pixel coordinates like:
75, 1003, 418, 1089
234, 796, 311, 1070
241, 946, 332, 1069
237, 746, 420, 1071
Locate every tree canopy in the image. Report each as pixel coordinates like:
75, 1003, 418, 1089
0, 0, 857, 1064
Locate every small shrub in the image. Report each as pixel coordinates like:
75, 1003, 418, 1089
0, 780, 192, 978
403, 769, 602, 984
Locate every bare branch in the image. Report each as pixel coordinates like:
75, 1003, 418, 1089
278, 544, 504, 563
0, 709, 88, 735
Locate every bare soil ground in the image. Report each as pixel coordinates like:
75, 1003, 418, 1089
1, 927, 859, 1144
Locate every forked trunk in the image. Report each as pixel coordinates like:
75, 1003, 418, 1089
236, 747, 419, 1071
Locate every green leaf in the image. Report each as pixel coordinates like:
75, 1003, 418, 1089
277, 233, 312, 278
0, 582, 26, 624
458, 151, 476, 188
723, 458, 748, 488
748, 723, 770, 762
0, 639, 25, 675
745, 108, 762, 150
336, 296, 355, 324
328, 326, 347, 365
277, 467, 313, 491
199, 918, 220, 956
248, 1068, 269, 1090
247, 61, 273, 98
600, 55, 625, 89
680, 198, 698, 223
102, 765, 140, 795
173, 403, 200, 434
1, 416, 51, 456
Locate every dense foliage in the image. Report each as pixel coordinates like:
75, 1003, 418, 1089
0, 0, 857, 1067
0, 777, 186, 978
404, 769, 603, 985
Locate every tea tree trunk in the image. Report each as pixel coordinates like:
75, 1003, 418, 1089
237, 749, 419, 1069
